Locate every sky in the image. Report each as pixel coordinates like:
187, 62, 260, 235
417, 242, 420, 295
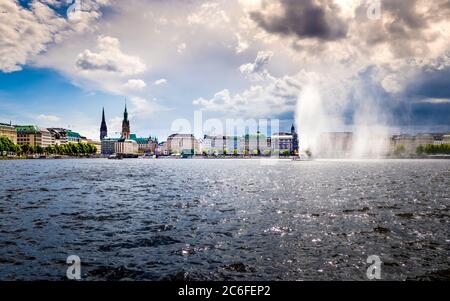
0, 0, 449, 141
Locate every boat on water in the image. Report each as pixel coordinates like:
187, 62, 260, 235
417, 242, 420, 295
108, 154, 123, 160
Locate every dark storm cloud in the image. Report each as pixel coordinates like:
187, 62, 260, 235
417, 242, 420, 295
354, 0, 450, 57
249, 0, 348, 41
405, 67, 450, 99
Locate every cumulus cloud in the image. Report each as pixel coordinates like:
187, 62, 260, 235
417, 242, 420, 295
0, 0, 108, 73
154, 78, 167, 86
129, 96, 169, 118
37, 114, 60, 122
187, 2, 230, 27
124, 79, 146, 90
177, 43, 187, 54
193, 73, 303, 117
76, 36, 146, 75
239, 50, 273, 81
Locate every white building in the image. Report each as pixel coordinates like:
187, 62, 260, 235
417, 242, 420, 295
115, 139, 139, 155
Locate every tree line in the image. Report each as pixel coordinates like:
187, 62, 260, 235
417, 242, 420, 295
416, 144, 450, 155
0, 136, 97, 156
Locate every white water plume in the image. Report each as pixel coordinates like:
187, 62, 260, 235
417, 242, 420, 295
295, 80, 391, 158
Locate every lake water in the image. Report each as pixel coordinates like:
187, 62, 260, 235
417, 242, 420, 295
0, 159, 449, 280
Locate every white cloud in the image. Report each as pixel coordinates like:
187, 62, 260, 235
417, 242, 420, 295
0, 0, 108, 73
235, 33, 249, 54
37, 114, 60, 122
415, 98, 450, 104
129, 96, 169, 118
177, 43, 187, 54
76, 36, 146, 76
154, 78, 167, 86
193, 73, 302, 117
124, 79, 146, 90
187, 2, 230, 27
239, 50, 274, 81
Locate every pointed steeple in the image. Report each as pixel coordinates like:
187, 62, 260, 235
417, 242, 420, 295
123, 100, 128, 121
100, 107, 108, 140
121, 100, 130, 140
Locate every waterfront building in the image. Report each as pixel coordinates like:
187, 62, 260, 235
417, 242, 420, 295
100, 107, 108, 140
202, 135, 249, 155
15, 125, 52, 147
47, 128, 68, 145
415, 133, 435, 146
202, 135, 225, 155
129, 134, 157, 154
271, 132, 294, 154
157, 141, 169, 156
244, 132, 271, 154
0, 122, 17, 144
224, 136, 243, 154
167, 134, 199, 155
101, 138, 118, 155
115, 139, 139, 155
390, 133, 444, 155
66, 130, 83, 143
99, 105, 150, 156
444, 134, 450, 144
291, 124, 299, 155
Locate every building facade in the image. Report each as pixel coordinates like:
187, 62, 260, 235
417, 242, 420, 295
271, 132, 294, 154
0, 122, 17, 143
101, 138, 117, 155
15, 125, 52, 147
100, 105, 150, 156
167, 134, 199, 155
115, 140, 139, 155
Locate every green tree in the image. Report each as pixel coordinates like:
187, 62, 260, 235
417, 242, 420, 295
0, 136, 17, 153
416, 145, 425, 155
21, 143, 33, 154
394, 144, 406, 156
35, 145, 44, 154
45, 146, 55, 154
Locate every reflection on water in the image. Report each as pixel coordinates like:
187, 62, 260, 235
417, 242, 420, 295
0, 159, 449, 280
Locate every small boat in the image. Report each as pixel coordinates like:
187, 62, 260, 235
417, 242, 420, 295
108, 154, 123, 160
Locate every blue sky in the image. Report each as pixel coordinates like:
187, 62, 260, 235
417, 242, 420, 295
1, 0, 449, 141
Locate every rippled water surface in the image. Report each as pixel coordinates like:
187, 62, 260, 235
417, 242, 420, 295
0, 159, 449, 280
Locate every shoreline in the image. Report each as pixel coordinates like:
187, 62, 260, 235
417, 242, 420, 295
2, 155, 450, 160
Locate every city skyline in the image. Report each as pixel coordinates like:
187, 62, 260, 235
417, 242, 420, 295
0, 0, 449, 142
1, 0, 450, 286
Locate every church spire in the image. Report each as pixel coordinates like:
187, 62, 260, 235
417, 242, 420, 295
121, 101, 130, 140
100, 107, 108, 140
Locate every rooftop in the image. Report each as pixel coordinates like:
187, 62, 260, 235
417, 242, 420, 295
15, 125, 41, 134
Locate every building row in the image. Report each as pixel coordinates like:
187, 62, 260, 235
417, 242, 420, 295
98, 105, 300, 157
154, 126, 299, 156
315, 132, 450, 158
0, 122, 101, 152
100, 105, 158, 156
